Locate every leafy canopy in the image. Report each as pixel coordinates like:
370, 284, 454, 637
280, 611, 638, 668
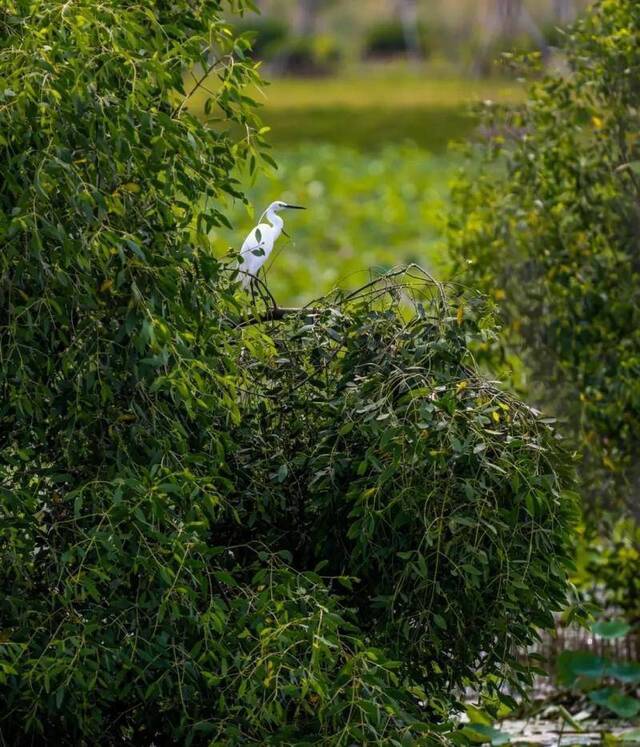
448, 0, 640, 511
235, 271, 579, 702
1, 2, 578, 744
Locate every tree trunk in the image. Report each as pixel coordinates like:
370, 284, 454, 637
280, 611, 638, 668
552, 0, 575, 24
396, 0, 422, 60
296, 0, 322, 36
496, 0, 523, 38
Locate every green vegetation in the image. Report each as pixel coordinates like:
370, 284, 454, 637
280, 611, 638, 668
262, 106, 474, 152
362, 20, 431, 59
239, 271, 579, 706
574, 518, 640, 621
235, 16, 289, 59
448, 0, 640, 513
269, 33, 343, 76
190, 71, 523, 149
0, 1, 580, 744
557, 621, 640, 719
447, 7, 640, 732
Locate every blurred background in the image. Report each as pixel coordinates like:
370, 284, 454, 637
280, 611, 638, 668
198, 0, 592, 303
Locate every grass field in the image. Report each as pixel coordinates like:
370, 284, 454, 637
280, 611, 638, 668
246, 70, 522, 110
190, 68, 522, 149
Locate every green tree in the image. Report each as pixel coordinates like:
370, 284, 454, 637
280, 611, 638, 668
0, 0, 272, 741
0, 1, 578, 743
448, 0, 640, 516
235, 272, 580, 700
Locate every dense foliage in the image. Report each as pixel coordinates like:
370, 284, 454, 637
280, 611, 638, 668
574, 519, 640, 622
448, 0, 640, 513
236, 272, 579, 700
363, 21, 431, 59
0, 1, 578, 744
0, 0, 269, 741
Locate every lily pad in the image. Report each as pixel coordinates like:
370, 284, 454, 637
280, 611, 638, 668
619, 728, 640, 742
610, 661, 640, 685
588, 688, 640, 719
591, 620, 631, 639
556, 650, 608, 686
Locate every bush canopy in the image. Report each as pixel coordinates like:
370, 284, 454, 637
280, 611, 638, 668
1, 1, 578, 744
448, 0, 640, 514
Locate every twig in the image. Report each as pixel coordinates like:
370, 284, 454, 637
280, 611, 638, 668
171, 53, 228, 119
235, 306, 322, 329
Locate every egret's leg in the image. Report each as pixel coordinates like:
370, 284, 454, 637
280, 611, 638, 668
250, 278, 257, 305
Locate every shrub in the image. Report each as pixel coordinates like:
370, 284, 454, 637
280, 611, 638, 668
448, 0, 640, 512
233, 270, 579, 700
234, 17, 290, 60
273, 34, 342, 76
574, 518, 640, 622
0, 1, 578, 743
363, 20, 431, 59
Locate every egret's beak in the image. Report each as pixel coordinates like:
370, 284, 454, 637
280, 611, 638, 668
284, 204, 306, 210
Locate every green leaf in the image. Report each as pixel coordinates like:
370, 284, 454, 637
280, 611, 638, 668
619, 729, 640, 742
213, 570, 238, 588
275, 464, 289, 483
588, 688, 640, 719
609, 662, 640, 685
462, 723, 511, 745
556, 651, 608, 686
591, 620, 631, 640
465, 705, 492, 726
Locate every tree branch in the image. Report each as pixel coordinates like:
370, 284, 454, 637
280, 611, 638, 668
235, 306, 322, 328
171, 53, 229, 119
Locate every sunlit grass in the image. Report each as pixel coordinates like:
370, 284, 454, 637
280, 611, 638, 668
249, 69, 523, 110
189, 68, 522, 149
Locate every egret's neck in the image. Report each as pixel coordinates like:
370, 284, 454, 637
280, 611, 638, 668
265, 209, 284, 235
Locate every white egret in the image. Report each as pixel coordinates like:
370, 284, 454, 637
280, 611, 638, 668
237, 200, 305, 291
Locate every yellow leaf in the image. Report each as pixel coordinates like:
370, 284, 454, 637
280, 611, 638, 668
492, 411, 500, 423
494, 289, 507, 301
592, 116, 604, 129
121, 182, 141, 193
99, 278, 113, 293
456, 306, 464, 325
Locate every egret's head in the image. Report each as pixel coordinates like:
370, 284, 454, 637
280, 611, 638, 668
268, 200, 306, 213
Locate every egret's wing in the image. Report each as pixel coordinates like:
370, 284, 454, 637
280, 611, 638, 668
238, 225, 269, 288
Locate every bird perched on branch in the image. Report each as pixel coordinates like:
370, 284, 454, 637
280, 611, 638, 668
237, 200, 305, 292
